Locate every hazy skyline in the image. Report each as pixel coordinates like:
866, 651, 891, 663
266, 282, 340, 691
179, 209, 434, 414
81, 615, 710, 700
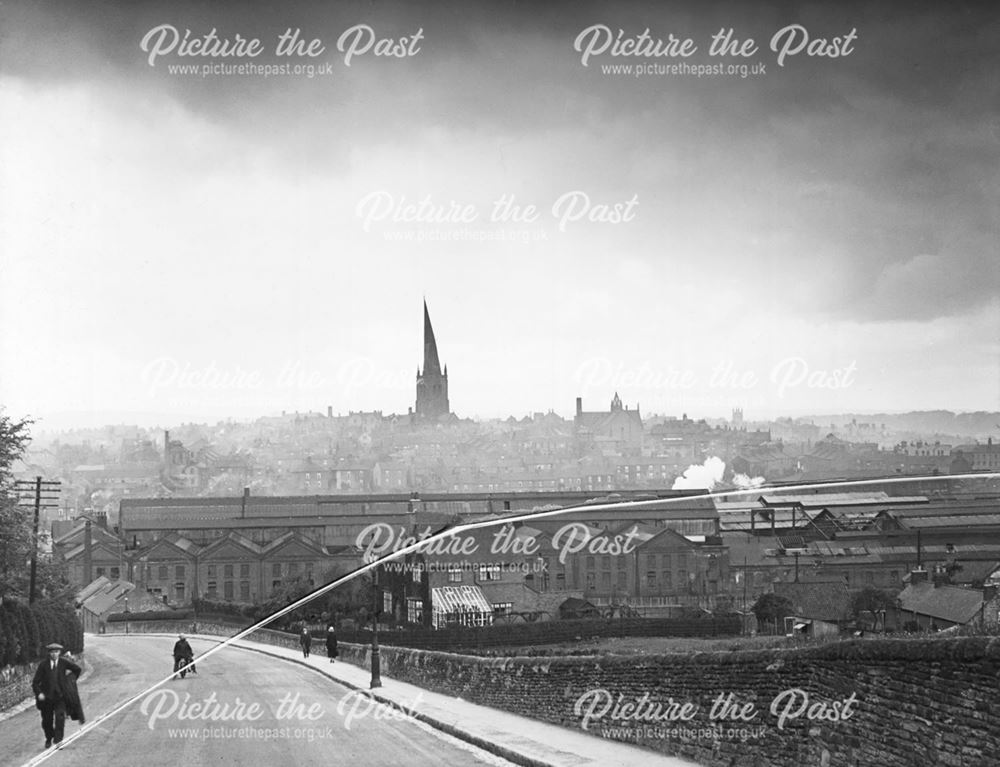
2, 0, 998, 430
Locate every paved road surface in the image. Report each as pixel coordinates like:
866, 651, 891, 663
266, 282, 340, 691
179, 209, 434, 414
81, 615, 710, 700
2, 635, 517, 767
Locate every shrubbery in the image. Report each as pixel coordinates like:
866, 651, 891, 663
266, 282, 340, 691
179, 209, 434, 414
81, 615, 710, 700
0, 597, 83, 667
192, 598, 258, 620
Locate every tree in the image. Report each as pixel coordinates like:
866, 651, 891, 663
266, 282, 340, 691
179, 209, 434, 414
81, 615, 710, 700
0, 413, 34, 599
0, 413, 73, 601
254, 565, 375, 628
312, 565, 375, 624
850, 586, 895, 630
751, 593, 794, 625
257, 574, 315, 624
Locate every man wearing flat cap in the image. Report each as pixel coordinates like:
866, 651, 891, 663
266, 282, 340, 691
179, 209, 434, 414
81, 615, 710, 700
31, 642, 84, 749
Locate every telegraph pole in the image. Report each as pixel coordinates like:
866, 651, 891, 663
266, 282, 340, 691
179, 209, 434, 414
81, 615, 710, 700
370, 563, 382, 688
15, 477, 61, 604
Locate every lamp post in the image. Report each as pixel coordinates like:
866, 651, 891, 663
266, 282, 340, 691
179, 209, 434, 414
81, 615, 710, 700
124, 596, 129, 636
370, 565, 382, 689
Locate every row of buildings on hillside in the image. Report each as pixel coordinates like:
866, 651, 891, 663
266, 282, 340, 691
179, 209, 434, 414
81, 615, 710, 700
51, 478, 1000, 631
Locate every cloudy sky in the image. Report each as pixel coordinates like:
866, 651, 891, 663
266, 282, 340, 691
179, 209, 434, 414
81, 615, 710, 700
1, 0, 997, 429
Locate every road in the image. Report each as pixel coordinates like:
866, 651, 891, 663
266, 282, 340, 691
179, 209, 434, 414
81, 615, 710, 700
1, 635, 517, 767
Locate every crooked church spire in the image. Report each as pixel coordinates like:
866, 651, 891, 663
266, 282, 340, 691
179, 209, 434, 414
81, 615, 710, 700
415, 301, 450, 419
423, 300, 443, 378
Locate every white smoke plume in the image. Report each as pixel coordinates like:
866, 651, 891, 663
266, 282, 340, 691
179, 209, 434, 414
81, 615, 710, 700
673, 456, 726, 490
733, 473, 766, 490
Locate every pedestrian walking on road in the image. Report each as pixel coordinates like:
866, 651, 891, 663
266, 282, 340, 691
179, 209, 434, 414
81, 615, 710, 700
300, 627, 312, 658
31, 643, 84, 749
325, 625, 338, 663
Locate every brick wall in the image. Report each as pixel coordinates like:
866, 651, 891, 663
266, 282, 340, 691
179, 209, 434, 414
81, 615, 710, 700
336, 637, 1000, 767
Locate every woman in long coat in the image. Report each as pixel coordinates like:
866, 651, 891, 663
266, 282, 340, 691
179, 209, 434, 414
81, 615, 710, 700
325, 626, 338, 663
299, 628, 312, 658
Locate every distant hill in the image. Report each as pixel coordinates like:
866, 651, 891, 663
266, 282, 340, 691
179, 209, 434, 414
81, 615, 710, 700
797, 411, 1000, 439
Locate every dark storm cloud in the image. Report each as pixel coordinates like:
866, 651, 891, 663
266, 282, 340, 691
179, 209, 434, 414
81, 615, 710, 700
3, 0, 997, 323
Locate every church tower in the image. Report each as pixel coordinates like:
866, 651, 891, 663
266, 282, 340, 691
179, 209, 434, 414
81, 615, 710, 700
415, 301, 450, 418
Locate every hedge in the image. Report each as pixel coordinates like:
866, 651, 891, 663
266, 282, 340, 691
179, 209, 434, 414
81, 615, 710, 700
0, 598, 83, 667
341, 616, 742, 651
191, 598, 259, 620
106, 609, 193, 622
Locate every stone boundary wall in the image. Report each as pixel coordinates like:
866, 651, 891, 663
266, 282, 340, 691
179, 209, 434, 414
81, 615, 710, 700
95, 620, 1000, 765
101, 620, 311, 654
336, 637, 1000, 767
1, 655, 87, 713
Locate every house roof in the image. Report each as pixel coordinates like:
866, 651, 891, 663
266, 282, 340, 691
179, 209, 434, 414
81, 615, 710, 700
898, 582, 984, 624
53, 519, 119, 546
79, 580, 135, 616
949, 560, 1000, 585
260, 530, 327, 556
75, 576, 112, 603
63, 540, 121, 561
759, 492, 898, 507
718, 508, 815, 532
901, 514, 1000, 529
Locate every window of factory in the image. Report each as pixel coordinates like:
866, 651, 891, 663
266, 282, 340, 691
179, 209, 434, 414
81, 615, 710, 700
224, 564, 234, 578
207, 565, 216, 578
158, 565, 168, 580
240, 564, 250, 578
175, 565, 185, 579
646, 571, 656, 587
206, 581, 217, 598
273, 563, 282, 577
240, 582, 250, 601
224, 581, 234, 599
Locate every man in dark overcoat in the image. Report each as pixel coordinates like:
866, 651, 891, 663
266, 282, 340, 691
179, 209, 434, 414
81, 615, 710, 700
31, 642, 84, 748
325, 625, 338, 663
